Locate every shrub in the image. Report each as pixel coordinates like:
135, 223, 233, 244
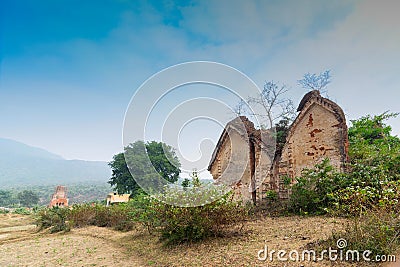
13, 207, 32, 215
322, 206, 400, 258
128, 193, 160, 234
288, 159, 347, 214
0, 208, 10, 214
35, 203, 136, 233
131, 189, 250, 245
265, 190, 278, 201
68, 204, 97, 227
109, 203, 136, 231
69, 203, 135, 231
35, 207, 71, 233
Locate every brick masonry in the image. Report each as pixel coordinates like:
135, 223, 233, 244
208, 90, 349, 203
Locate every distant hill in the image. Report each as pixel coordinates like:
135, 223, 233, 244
0, 138, 111, 187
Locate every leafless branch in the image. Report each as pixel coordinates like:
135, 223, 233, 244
247, 81, 295, 128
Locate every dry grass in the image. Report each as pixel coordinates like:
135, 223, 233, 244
123, 215, 358, 267
0, 213, 397, 267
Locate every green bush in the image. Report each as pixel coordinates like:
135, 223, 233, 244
131, 189, 250, 245
35, 207, 71, 233
13, 207, 32, 215
288, 159, 346, 214
265, 190, 278, 201
35, 203, 136, 233
128, 193, 160, 233
330, 179, 400, 216
0, 208, 10, 214
68, 204, 97, 227
69, 203, 135, 231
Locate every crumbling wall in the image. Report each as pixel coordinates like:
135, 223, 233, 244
253, 133, 274, 201
209, 91, 349, 203
208, 116, 258, 203
209, 127, 253, 202
271, 94, 349, 199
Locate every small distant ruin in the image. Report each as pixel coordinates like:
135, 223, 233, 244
49, 185, 69, 208
106, 193, 130, 206
208, 90, 349, 203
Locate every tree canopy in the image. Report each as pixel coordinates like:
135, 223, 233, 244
17, 190, 39, 207
108, 140, 181, 195
0, 190, 13, 207
348, 112, 400, 181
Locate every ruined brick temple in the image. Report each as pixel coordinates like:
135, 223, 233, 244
49, 185, 69, 207
208, 90, 349, 203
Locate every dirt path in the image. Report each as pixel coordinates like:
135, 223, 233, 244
1, 227, 143, 267
0, 214, 143, 267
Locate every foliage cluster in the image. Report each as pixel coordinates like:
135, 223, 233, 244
130, 190, 250, 245
68, 203, 135, 231
108, 140, 181, 196
288, 159, 346, 214
35, 203, 135, 233
36, 207, 71, 233
0, 189, 40, 208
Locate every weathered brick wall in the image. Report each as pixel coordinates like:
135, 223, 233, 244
254, 137, 273, 200
208, 116, 257, 203
272, 92, 348, 199
209, 128, 253, 202
209, 92, 348, 203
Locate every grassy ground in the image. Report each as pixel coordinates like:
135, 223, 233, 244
0, 213, 397, 267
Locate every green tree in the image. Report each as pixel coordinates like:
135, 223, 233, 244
109, 140, 181, 195
274, 117, 291, 159
145, 141, 180, 183
0, 190, 14, 207
181, 178, 190, 188
189, 169, 201, 187
17, 190, 39, 207
348, 113, 400, 164
108, 152, 140, 195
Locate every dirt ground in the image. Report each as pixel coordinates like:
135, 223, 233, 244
0, 213, 398, 267
0, 214, 142, 267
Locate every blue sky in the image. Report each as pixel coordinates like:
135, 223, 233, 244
1, 0, 399, 177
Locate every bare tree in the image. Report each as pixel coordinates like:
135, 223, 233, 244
298, 70, 331, 93
248, 81, 295, 129
232, 99, 247, 117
